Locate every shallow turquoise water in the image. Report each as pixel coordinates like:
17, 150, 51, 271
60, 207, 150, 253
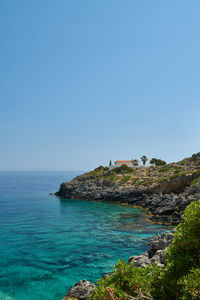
0, 171, 169, 300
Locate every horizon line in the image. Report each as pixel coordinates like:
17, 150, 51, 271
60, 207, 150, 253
0, 169, 86, 172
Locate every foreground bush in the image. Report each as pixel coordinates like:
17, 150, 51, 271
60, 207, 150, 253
152, 200, 200, 299
90, 260, 157, 300
178, 268, 200, 299
90, 200, 200, 300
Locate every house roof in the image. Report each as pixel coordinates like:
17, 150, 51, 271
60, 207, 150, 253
115, 160, 132, 164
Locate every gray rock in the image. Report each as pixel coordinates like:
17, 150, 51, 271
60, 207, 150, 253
128, 230, 174, 268
63, 280, 95, 300
128, 252, 151, 267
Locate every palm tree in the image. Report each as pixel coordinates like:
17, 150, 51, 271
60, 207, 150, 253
141, 155, 148, 167
132, 159, 139, 167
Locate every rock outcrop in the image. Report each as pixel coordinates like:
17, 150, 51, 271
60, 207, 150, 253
128, 230, 174, 267
138, 183, 200, 224
62, 280, 95, 300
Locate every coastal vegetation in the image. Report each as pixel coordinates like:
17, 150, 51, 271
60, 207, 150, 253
141, 155, 148, 166
90, 200, 200, 300
150, 158, 167, 166
131, 159, 139, 167
77, 153, 200, 189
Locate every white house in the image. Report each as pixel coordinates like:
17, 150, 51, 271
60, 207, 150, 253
109, 160, 134, 170
114, 160, 133, 167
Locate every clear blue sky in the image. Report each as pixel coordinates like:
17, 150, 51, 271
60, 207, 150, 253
1, 0, 200, 170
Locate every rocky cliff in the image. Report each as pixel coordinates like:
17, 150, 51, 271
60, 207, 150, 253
56, 153, 200, 225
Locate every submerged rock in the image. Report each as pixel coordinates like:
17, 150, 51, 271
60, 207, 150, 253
62, 280, 95, 300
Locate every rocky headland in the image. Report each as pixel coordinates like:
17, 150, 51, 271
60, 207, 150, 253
56, 152, 200, 225
57, 153, 200, 299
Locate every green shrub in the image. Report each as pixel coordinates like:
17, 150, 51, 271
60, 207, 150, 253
170, 173, 181, 180
94, 166, 109, 172
94, 166, 105, 171
159, 167, 171, 173
111, 165, 135, 174
144, 180, 154, 185
191, 170, 200, 185
90, 260, 153, 300
191, 178, 200, 185
174, 170, 180, 174
152, 200, 200, 299
120, 175, 132, 184
193, 170, 200, 178
105, 175, 116, 182
150, 158, 167, 166
174, 166, 183, 172
157, 178, 166, 183
178, 268, 200, 299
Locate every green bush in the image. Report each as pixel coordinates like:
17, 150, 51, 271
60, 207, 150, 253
190, 170, 200, 185
178, 268, 200, 299
105, 175, 117, 182
159, 167, 171, 173
152, 200, 200, 299
170, 173, 182, 180
157, 178, 167, 183
191, 178, 200, 185
120, 175, 132, 184
174, 166, 183, 172
90, 260, 153, 300
192, 170, 200, 179
111, 165, 135, 174
150, 158, 167, 166
94, 166, 109, 172
90, 200, 200, 300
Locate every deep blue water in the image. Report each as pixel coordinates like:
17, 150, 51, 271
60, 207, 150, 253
0, 171, 169, 300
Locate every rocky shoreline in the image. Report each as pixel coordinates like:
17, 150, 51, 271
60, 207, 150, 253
134, 182, 200, 225
56, 179, 200, 225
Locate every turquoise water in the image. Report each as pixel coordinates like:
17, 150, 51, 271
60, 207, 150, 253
0, 171, 169, 300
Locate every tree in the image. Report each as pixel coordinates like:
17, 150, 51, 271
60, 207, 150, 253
141, 155, 148, 166
150, 158, 166, 166
132, 159, 139, 167
109, 160, 112, 167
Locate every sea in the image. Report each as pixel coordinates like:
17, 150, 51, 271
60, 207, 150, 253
0, 171, 169, 300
